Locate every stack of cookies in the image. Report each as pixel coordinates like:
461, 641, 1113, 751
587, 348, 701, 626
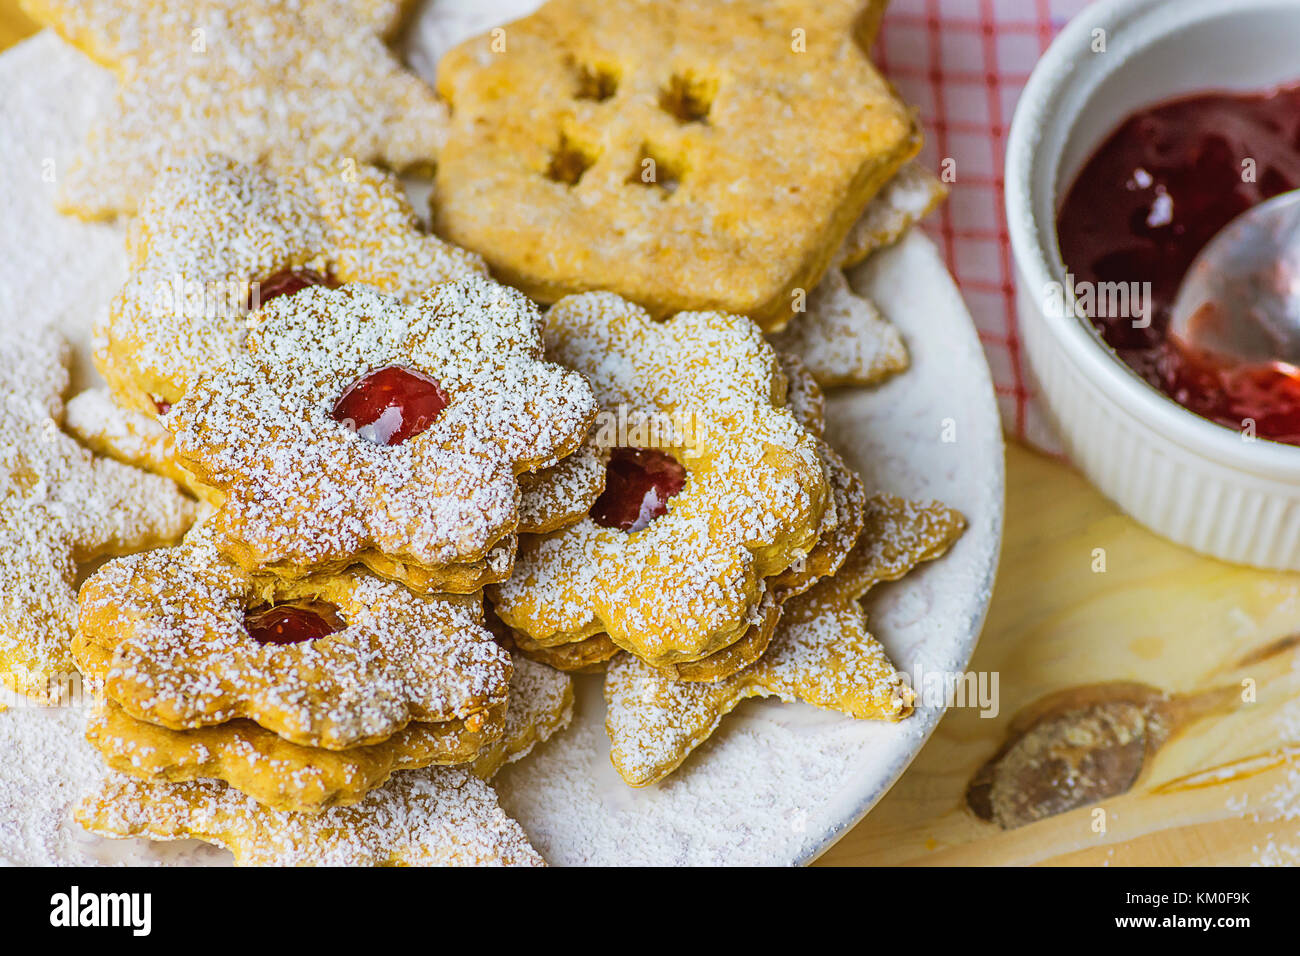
1, 0, 967, 865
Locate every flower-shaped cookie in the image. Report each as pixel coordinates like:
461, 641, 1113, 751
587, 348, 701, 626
166, 279, 597, 579
78, 768, 545, 866
490, 293, 831, 667
66, 389, 526, 586
605, 495, 966, 786
75, 530, 513, 750
22, 0, 450, 219
504, 428, 861, 685
0, 329, 195, 701
99, 154, 486, 416
433, 0, 918, 330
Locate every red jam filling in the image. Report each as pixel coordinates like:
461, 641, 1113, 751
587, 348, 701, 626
244, 600, 343, 646
591, 448, 687, 532
150, 395, 171, 415
331, 365, 450, 446
248, 268, 337, 311
1058, 83, 1300, 444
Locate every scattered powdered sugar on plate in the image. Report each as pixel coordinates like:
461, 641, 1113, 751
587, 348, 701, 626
0, 705, 100, 865
0, 703, 221, 866
0, 1, 1003, 865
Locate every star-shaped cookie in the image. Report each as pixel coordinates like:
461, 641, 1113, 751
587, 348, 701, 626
604, 495, 965, 786
0, 328, 196, 701
78, 768, 545, 866
22, 0, 447, 218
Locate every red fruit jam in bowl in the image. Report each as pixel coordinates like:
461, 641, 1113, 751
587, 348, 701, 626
1057, 83, 1300, 444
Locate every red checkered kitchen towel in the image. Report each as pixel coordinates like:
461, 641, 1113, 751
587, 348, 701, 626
875, 0, 1090, 450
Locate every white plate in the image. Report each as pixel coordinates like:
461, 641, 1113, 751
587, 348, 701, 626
0, 3, 1003, 866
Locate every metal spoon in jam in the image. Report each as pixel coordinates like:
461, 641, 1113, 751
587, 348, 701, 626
1169, 189, 1300, 365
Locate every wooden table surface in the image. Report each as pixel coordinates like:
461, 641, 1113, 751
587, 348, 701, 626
7, 4, 1300, 867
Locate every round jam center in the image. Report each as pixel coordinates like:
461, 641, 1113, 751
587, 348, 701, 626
331, 365, 450, 446
244, 600, 343, 646
1057, 83, 1300, 444
590, 448, 687, 532
248, 268, 336, 311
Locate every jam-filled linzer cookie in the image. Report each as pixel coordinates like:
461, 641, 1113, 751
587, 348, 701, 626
605, 495, 967, 786
489, 292, 832, 668
20, 0, 449, 219
74, 528, 513, 749
164, 279, 597, 584
76, 655, 573, 861
433, 0, 919, 331
0, 328, 196, 702
99, 155, 486, 418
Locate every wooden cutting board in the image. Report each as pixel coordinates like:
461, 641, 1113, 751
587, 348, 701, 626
823, 441, 1300, 866
5, 6, 1297, 866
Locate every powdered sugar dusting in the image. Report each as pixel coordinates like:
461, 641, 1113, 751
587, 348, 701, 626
66, 387, 171, 470
64, 386, 213, 498
517, 434, 607, 534
0, 33, 123, 365
0, 3, 1003, 865
473, 656, 575, 778
840, 161, 948, 267
0, 706, 106, 865
603, 497, 960, 787
771, 268, 909, 388
488, 231, 1002, 865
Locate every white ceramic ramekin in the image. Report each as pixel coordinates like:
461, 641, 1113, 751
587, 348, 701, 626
1007, 0, 1300, 570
